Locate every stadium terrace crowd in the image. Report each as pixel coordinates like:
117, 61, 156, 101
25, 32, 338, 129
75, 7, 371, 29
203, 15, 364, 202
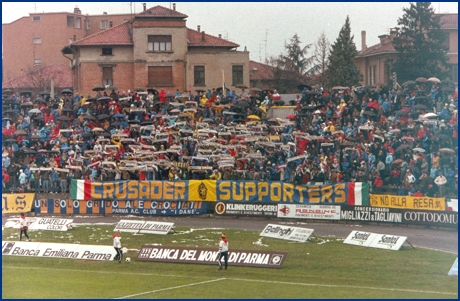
2, 81, 458, 198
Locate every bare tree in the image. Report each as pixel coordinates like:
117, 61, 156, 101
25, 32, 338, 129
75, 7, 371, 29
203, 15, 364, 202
306, 32, 330, 87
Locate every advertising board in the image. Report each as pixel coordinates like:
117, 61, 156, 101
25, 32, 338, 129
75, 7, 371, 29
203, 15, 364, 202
1, 241, 116, 260
367, 234, 407, 251
28, 218, 73, 231
343, 231, 379, 247
137, 245, 287, 268
277, 204, 340, 220
139, 221, 174, 235
214, 202, 277, 217
260, 224, 314, 242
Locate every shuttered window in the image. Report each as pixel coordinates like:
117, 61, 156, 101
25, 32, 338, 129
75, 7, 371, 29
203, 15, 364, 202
232, 65, 243, 85
148, 66, 173, 86
148, 35, 172, 52
102, 67, 113, 86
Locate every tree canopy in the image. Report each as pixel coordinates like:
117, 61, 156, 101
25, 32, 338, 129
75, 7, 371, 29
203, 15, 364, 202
325, 16, 363, 88
391, 2, 449, 82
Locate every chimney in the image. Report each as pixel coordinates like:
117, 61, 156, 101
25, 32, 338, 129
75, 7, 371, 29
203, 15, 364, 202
218, 34, 221, 38
74, 6, 81, 14
143, 3, 146, 11
361, 30, 367, 51
379, 34, 390, 45
173, 3, 176, 11
197, 25, 200, 32
390, 27, 399, 40
201, 31, 205, 42
73, 34, 77, 42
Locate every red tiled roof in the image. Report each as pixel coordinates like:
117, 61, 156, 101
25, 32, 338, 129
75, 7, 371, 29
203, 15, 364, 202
136, 5, 188, 18
357, 41, 396, 57
437, 13, 458, 29
72, 22, 132, 46
2, 64, 72, 89
187, 28, 239, 48
249, 61, 274, 81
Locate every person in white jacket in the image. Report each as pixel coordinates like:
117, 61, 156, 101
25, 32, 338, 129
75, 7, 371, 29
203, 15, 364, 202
218, 233, 229, 270
113, 230, 122, 263
19, 213, 30, 241
434, 172, 447, 197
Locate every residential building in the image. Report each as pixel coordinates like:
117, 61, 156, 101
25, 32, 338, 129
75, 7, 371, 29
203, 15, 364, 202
355, 13, 458, 86
2, 6, 132, 90
61, 4, 249, 97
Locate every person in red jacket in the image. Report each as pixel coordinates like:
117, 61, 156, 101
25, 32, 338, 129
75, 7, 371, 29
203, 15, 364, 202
218, 233, 229, 270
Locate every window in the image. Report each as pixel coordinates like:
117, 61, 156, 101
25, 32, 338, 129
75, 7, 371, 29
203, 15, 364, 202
85, 20, 91, 30
147, 35, 172, 52
102, 67, 113, 86
33, 16, 41, 22
368, 65, 376, 85
100, 20, 108, 29
109, 21, 113, 28
67, 16, 74, 27
232, 65, 243, 85
75, 17, 81, 29
194, 66, 205, 86
148, 66, 173, 86
34, 59, 42, 65
102, 48, 113, 56
33, 38, 42, 44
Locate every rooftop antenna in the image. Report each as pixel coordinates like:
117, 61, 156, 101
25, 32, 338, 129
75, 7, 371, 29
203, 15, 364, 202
259, 44, 263, 62
263, 29, 269, 61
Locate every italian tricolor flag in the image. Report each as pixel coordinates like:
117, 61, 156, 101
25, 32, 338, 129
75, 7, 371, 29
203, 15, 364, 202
347, 182, 369, 206
70, 180, 92, 200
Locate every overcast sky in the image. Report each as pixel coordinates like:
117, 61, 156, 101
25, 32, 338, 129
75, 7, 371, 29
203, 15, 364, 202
2, 2, 458, 62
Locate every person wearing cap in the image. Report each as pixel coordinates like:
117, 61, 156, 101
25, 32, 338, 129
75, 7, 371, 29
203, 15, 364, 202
218, 233, 229, 270
19, 213, 31, 241
113, 230, 122, 263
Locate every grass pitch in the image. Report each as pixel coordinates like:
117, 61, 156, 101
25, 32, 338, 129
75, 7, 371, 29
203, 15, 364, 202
2, 224, 458, 299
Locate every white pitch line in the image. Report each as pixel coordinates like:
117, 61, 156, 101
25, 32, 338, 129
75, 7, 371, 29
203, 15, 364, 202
4, 266, 456, 297
229, 277, 457, 296
115, 278, 226, 299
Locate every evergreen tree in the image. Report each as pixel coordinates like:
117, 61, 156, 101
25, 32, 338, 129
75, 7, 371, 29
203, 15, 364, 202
392, 2, 449, 82
325, 16, 363, 88
282, 33, 313, 75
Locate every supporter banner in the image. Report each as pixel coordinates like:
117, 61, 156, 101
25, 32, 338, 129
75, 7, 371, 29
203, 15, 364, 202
70, 180, 369, 206
260, 224, 314, 242
34, 199, 208, 216
139, 221, 174, 235
214, 202, 277, 217
2, 193, 35, 213
343, 231, 379, 247
28, 218, 73, 231
1, 241, 116, 260
446, 199, 458, 212
370, 194, 446, 211
137, 245, 287, 268
368, 233, 407, 251
340, 206, 403, 223
401, 210, 458, 228
277, 204, 341, 220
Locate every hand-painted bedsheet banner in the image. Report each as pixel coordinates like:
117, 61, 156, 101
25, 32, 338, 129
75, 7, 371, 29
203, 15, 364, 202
369, 194, 446, 211
70, 180, 369, 205
2, 193, 35, 213
34, 199, 208, 216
